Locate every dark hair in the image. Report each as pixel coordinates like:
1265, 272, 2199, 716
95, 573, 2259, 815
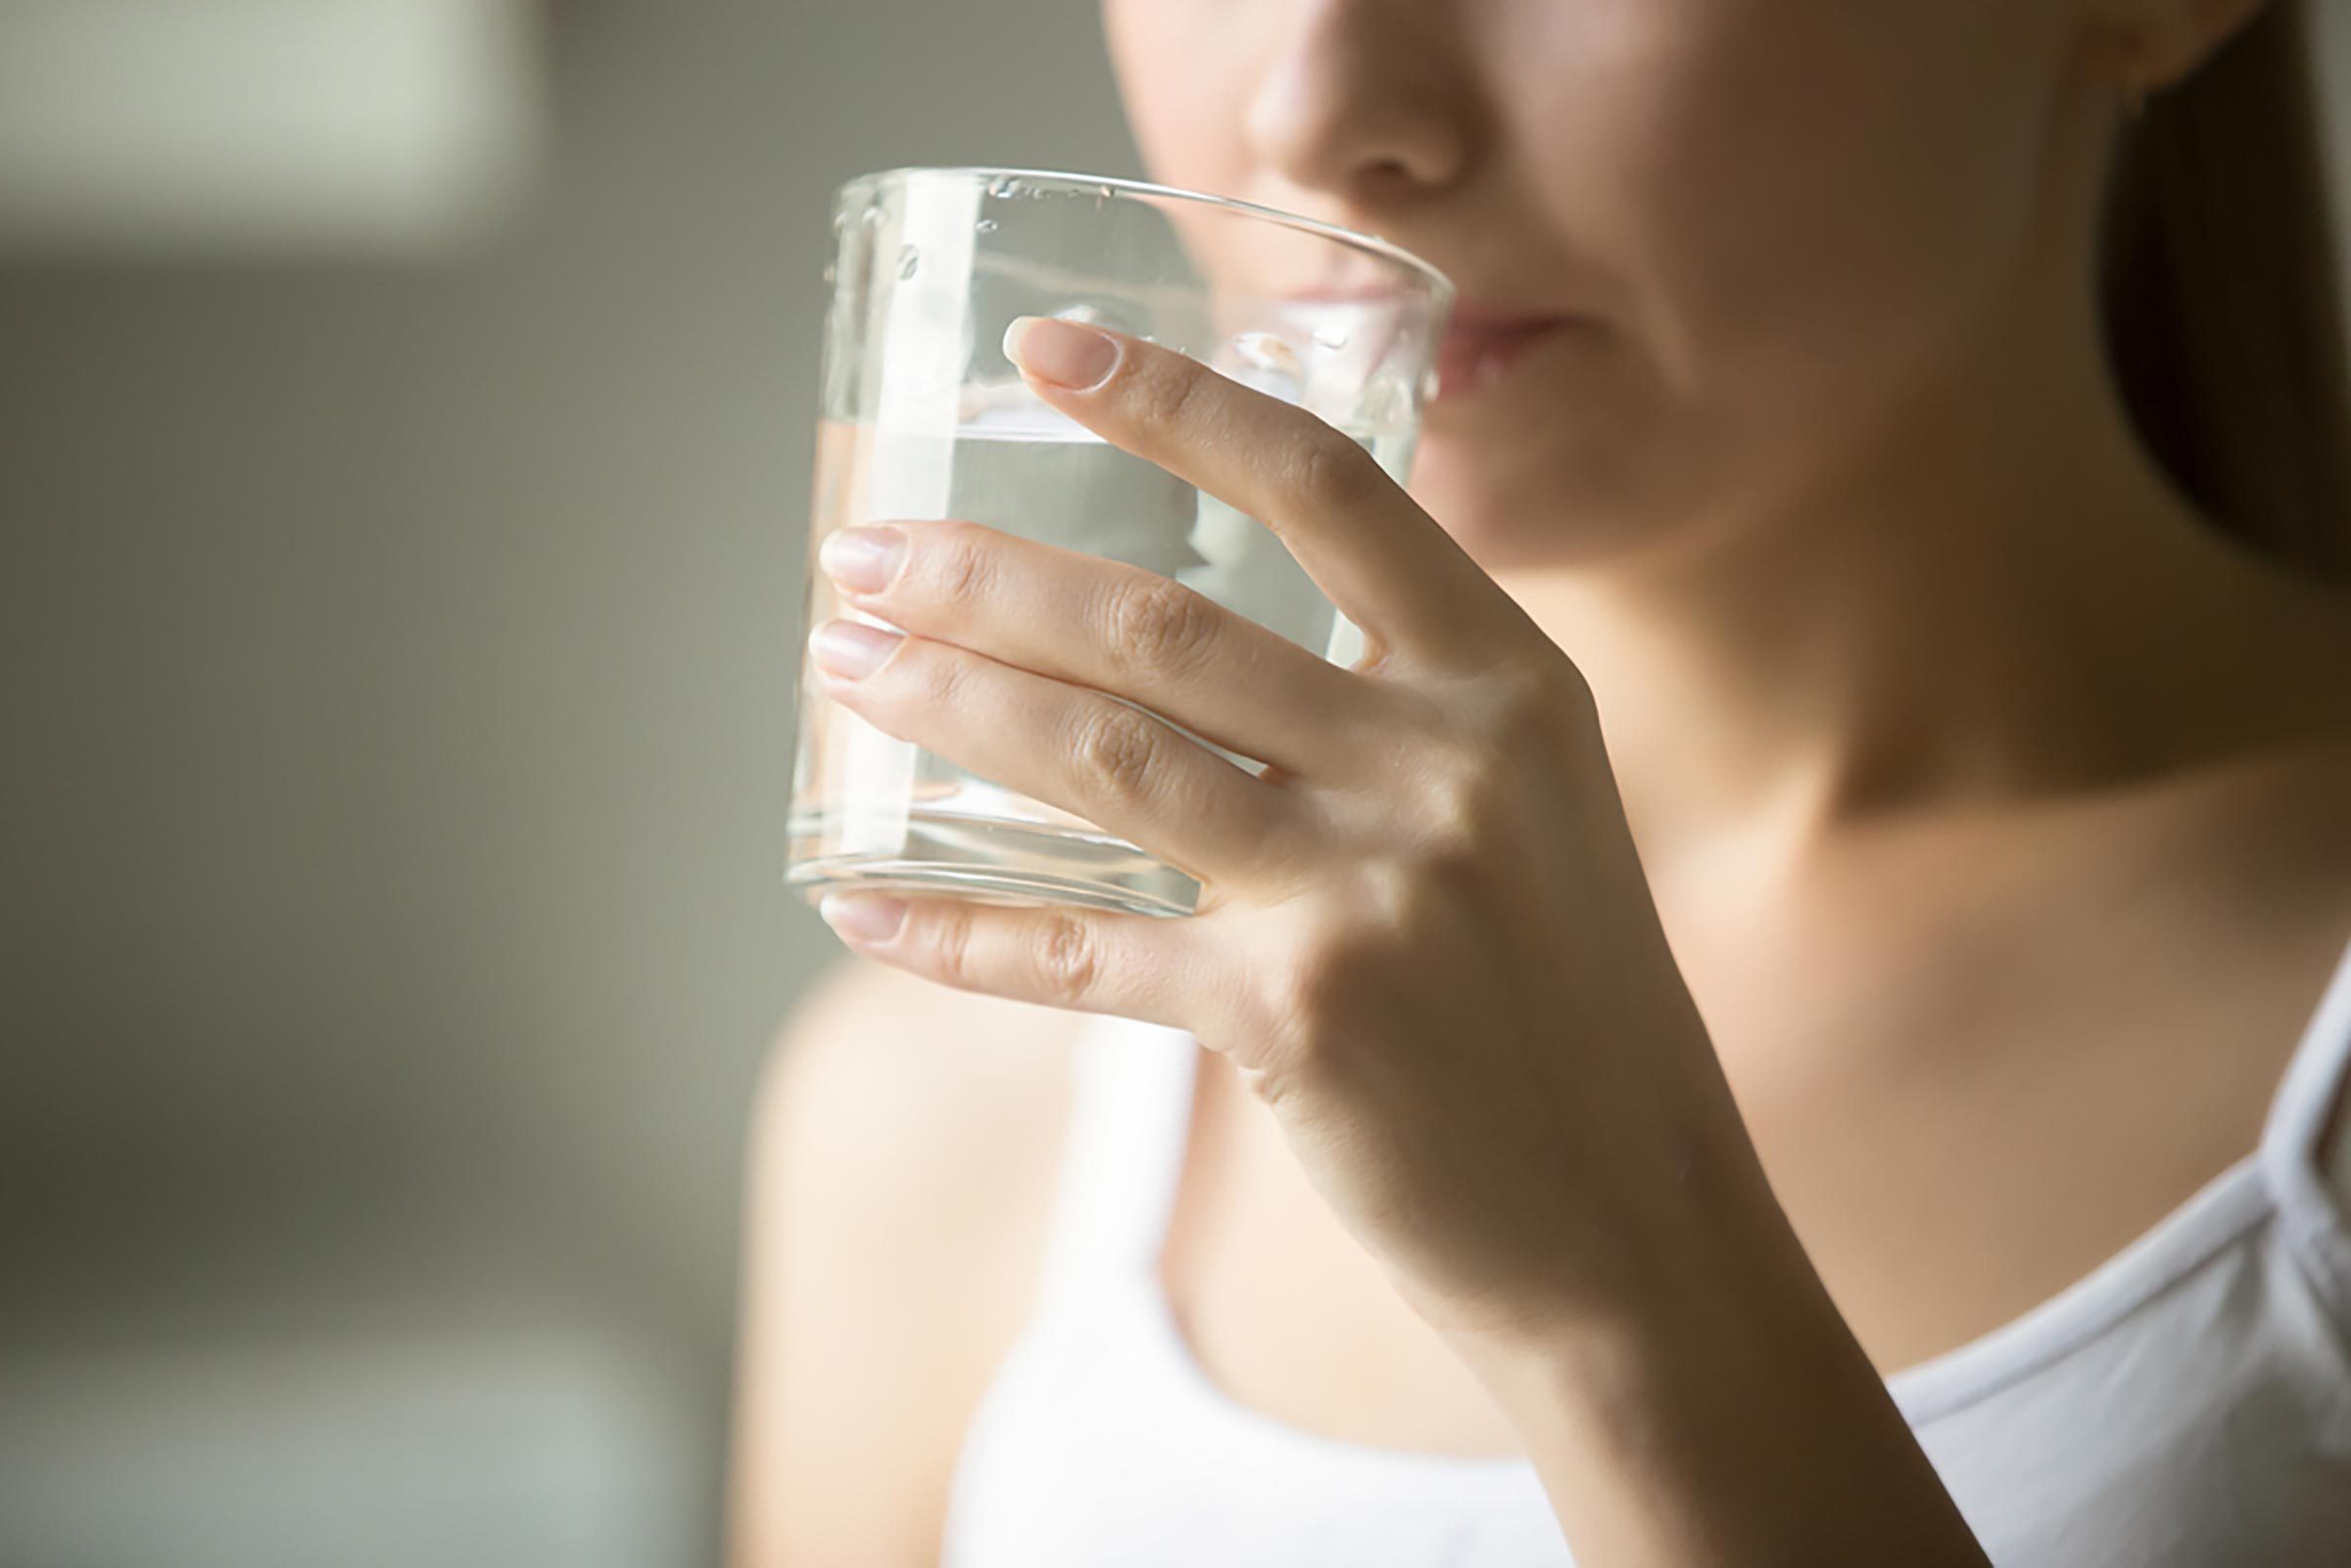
2098, 0, 2351, 583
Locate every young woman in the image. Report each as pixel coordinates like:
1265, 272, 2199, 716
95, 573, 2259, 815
733, 1, 2351, 1561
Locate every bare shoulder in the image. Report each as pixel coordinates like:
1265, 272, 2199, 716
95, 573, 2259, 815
727, 953, 1091, 1568
756, 951, 1091, 1189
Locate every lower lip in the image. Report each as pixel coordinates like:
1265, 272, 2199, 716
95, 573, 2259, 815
1431, 319, 1574, 404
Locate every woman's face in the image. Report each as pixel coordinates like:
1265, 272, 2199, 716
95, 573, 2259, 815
1103, 0, 2104, 573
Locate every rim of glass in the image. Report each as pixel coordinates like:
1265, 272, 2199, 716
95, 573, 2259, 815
841, 165, 1456, 303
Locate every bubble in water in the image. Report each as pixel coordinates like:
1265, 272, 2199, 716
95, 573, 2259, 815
1096, 183, 1115, 201
975, 217, 999, 234
897, 244, 921, 280
1417, 367, 1440, 404
1311, 325, 1351, 352
860, 206, 884, 228
1231, 331, 1302, 378
988, 175, 1025, 199
831, 210, 846, 236
822, 261, 837, 285
1052, 303, 1111, 326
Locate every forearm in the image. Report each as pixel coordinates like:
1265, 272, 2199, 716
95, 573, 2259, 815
1451, 1155, 1991, 1566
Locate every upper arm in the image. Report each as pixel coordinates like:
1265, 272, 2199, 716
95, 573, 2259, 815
725, 955, 1076, 1568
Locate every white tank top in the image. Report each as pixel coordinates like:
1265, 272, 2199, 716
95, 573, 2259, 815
939, 933, 2351, 1566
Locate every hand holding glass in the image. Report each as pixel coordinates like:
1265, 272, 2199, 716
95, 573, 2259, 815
787, 166, 1453, 918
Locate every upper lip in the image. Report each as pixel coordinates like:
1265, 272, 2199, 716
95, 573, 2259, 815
1283, 286, 1584, 333
1445, 303, 1580, 334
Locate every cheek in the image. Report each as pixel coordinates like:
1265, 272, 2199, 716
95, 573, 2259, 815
1533, 3, 2066, 434
1103, 0, 1256, 197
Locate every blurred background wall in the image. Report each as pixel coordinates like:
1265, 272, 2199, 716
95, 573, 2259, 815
0, 4, 1137, 1564
1, 4, 2348, 1566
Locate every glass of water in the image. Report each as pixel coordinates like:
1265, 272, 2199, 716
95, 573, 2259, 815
787, 166, 1455, 919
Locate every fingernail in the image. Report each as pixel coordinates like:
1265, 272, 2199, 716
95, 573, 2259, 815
819, 891, 907, 942
819, 524, 906, 593
1005, 315, 1119, 391
809, 618, 902, 680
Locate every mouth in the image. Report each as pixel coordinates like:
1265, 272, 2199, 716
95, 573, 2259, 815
1274, 286, 1589, 405
1432, 310, 1582, 404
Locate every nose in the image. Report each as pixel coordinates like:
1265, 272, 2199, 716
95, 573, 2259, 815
1242, 0, 1477, 211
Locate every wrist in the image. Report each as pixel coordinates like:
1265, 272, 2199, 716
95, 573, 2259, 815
1436, 1122, 1812, 1402
1431, 1144, 1990, 1567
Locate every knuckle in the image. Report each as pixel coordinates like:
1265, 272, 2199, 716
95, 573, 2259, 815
931, 905, 980, 989
1473, 657, 1595, 752
1406, 660, 1592, 794
902, 639, 967, 712
1361, 841, 1478, 942
1031, 911, 1101, 1004
1381, 758, 1514, 907
1358, 849, 1432, 919
1421, 754, 1510, 848
1130, 358, 1204, 432
1072, 702, 1164, 803
1278, 427, 1381, 515
930, 523, 998, 606
1105, 575, 1219, 680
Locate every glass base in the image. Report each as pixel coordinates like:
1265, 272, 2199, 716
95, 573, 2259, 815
787, 806, 1201, 919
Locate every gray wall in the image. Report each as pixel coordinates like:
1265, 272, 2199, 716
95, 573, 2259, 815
0, 6, 1137, 1564
2, 4, 2347, 1565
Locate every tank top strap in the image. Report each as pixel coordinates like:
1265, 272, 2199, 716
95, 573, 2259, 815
1026, 1011, 1203, 1325
2256, 929, 2351, 1323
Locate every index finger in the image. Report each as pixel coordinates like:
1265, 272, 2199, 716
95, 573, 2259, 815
1003, 314, 1523, 674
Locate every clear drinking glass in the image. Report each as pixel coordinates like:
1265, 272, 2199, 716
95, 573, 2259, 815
787, 166, 1454, 919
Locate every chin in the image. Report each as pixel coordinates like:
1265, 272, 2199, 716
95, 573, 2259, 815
1406, 420, 1653, 577
1406, 366, 1735, 580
